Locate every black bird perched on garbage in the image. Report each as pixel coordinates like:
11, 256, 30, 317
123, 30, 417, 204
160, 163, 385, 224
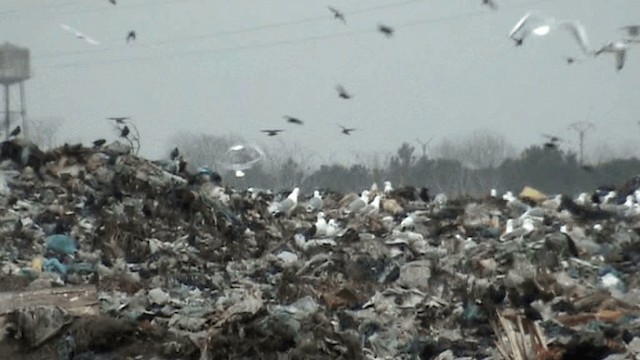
9, 125, 20, 137
261, 129, 284, 136
328, 6, 346, 24
210, 171, 222, 185
339, 125, 355, 135
336, 85, 352, 99
92, 138, 106, 148
378, 24, 394, 37
120, 125, 130, 138
419, 187, 431, 202
126, 30, 136, 43
170, 147, 180, 160
108, 116, 129, 124
284, 116, 303, 125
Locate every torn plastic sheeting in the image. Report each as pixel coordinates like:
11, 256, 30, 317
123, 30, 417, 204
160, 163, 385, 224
45, 234, 77, 256
10, 306, 72, 348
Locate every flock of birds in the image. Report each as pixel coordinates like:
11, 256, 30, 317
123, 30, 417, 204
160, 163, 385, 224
50, 0, 638, 153
265, 180, 433, 245
260, 85, 356, 137
508, 13, 640, 71
259, 175, 640, 256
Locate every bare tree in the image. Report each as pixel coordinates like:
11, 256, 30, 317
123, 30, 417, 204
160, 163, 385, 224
27, 117, 64, 150
351, 150, 393, 186
433, 129, 515, 169
169, 131, 245, 169
262, 140, 317, 190
589, 139, 640, 164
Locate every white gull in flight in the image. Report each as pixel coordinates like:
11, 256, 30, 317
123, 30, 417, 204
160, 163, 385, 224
60, 24, 100, 45
508, 13, 591, 55
594, 39, 638, 71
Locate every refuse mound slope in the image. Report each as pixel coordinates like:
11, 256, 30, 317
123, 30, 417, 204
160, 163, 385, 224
0, 139, 640, 360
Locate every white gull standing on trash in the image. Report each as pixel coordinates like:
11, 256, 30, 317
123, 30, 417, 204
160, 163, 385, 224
344, 190, 370, 214
269, 187, 300, 216
361, 195, 381, 215
383, 181, 393, 195
306, 190, 323, 212
314, 212, 328, 237
325, 219, 339, 238
502, 191, 530, 216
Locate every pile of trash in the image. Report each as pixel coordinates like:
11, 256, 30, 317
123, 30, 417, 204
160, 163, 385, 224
1, 139, 640, 359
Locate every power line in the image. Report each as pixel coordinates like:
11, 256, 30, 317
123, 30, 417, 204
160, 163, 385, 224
568, 122, 595, 165
56, 0, 203, 16
0, 0, 196, 17
0, 0, 83, 17
36, 0, 431, 60
34, 0, 553, 71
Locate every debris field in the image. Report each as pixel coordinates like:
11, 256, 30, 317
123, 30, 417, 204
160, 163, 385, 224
0, 139, 640, 360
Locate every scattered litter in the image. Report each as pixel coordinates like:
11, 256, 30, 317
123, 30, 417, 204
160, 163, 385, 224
0, 139, 639, 358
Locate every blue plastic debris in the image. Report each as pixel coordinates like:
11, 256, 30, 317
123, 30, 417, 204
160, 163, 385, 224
45, 234, 77, 256
43, 258, 68, 275
19, 268, 40, 281
68, 263, 94, 275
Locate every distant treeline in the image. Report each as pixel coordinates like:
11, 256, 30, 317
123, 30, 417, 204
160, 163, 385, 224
168, 131, 640, 196
223, 142, 640, 196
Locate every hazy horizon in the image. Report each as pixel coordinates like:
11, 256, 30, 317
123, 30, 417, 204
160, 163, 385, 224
1, 0, 639, 166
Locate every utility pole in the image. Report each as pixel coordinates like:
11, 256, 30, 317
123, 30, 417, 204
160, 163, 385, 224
415, 136, 434, 158
568, 122, 595, 166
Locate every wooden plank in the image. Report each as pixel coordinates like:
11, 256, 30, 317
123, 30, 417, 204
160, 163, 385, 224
0, 285, 98, 315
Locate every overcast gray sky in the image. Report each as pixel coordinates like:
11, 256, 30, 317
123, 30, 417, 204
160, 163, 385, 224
0, 0, 638, 165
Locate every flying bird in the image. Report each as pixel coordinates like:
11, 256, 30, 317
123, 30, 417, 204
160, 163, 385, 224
565, 56, 581, 65
120, 125, 130, 138
93, 138, 106, 148
261, 129, 284, 136
542, 134, 564, 150
60, 24, 100, 45
542, 134, 564, 143
508, 13, 534, 46
595, 40, 630, 71
107, 116, 129, 124
108, 0, 116, 4
170, 147, 180, 160
339, 125, 355, 135
378, 24, 394, 37
284, 116, 303, 125
336, 85, 352, 99
483, 0, 498, 10
328, 6, 346, 24
620, 25, 640, 39
126, 30, 136, 43
9, 125, 20, 137
508, 13, 591, 55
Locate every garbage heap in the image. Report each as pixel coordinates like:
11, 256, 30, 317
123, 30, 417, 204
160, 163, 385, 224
1, 139, 640, 360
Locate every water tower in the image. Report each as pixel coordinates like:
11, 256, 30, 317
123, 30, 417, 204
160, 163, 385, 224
0, 43, 30, 140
